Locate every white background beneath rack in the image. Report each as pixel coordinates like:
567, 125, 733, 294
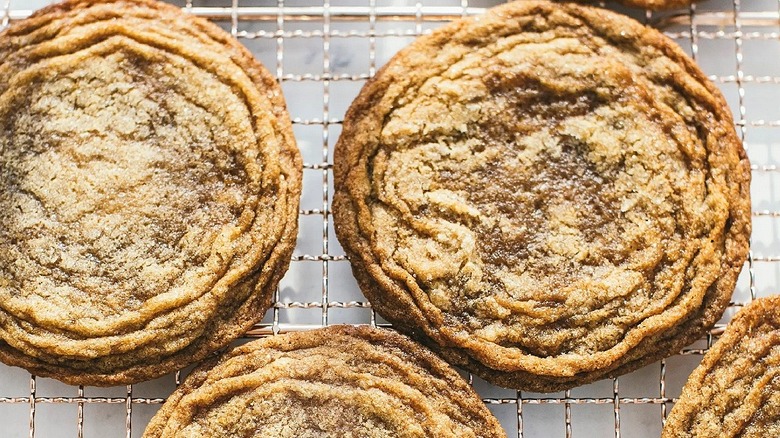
1, 0, 779, 436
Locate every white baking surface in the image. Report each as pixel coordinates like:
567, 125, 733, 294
0, 0, 778, 436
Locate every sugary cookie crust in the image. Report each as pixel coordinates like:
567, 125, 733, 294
662, 296, 780, 438
143, 325, 506, 438
333, 0, 750, 391
0, 0, 301, 385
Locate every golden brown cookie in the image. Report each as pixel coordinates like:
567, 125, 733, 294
662, 296, 780, 438
333, 0, 750, 392
0, 0, 301, 386
143, 325, 506, 438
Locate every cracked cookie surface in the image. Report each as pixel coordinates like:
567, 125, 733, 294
0, 0, 301, 385
333, 0, 750, 391
143, 325, 506, 438
662, 296, 780, 438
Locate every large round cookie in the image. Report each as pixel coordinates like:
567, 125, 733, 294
333, 0, 750, 392
0, 0, 301, 385
143, 325, 506, 437
662, 296, 780, 437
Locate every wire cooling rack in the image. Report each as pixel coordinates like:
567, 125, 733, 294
0, 0, 778, 436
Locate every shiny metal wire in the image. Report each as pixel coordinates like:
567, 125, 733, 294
0, 0, 775, 436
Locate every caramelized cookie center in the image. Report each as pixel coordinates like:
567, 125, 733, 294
371, 35, 713, 356
0, 45, 256, 325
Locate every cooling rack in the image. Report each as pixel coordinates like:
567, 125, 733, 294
0, 0, 778, 436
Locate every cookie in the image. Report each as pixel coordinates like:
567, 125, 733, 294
662, 296, 780, 438
333, 0, 750, 392
0, 0, 301, 386
143, 325, 506, 437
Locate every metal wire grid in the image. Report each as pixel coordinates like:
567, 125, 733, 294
0, 0, 778, 436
